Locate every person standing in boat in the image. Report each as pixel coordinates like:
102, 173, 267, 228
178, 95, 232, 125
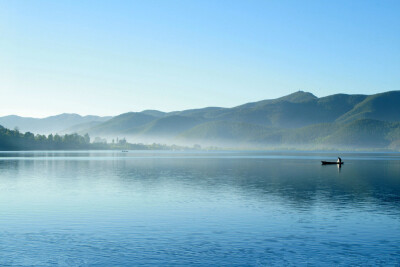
337, 157, 342, 163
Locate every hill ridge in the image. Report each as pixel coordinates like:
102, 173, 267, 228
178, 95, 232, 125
1, 90, 399, 150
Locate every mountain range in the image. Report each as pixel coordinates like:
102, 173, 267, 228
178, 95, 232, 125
0, 114, 111, 135
1, 91, 400, 150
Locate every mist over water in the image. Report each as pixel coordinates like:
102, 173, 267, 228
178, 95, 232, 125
0, 151, 399, 265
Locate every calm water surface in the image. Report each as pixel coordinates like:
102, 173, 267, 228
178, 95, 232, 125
0, 151, 399, 266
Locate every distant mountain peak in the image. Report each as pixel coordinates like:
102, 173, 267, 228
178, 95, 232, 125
278, 91, 317, 103
141, 110, 166, 117
52, 113, 82, 118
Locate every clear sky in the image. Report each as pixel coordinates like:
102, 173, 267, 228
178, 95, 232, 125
1, 0, 399, 117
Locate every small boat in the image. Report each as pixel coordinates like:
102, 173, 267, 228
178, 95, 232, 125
321, 161, 344, 165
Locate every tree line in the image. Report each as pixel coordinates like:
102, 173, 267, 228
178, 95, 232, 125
0, 126, 92, 150
0, 125, 189, 151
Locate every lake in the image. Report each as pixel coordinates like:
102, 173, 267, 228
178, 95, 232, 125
0, 151, 399, 266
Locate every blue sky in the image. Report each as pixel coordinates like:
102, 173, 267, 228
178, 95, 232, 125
1, 0, 399, 117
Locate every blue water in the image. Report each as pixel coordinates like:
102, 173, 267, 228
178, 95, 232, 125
0, 151, 399, 266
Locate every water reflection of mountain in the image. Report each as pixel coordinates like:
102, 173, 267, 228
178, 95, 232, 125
1, 152, 399, 213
